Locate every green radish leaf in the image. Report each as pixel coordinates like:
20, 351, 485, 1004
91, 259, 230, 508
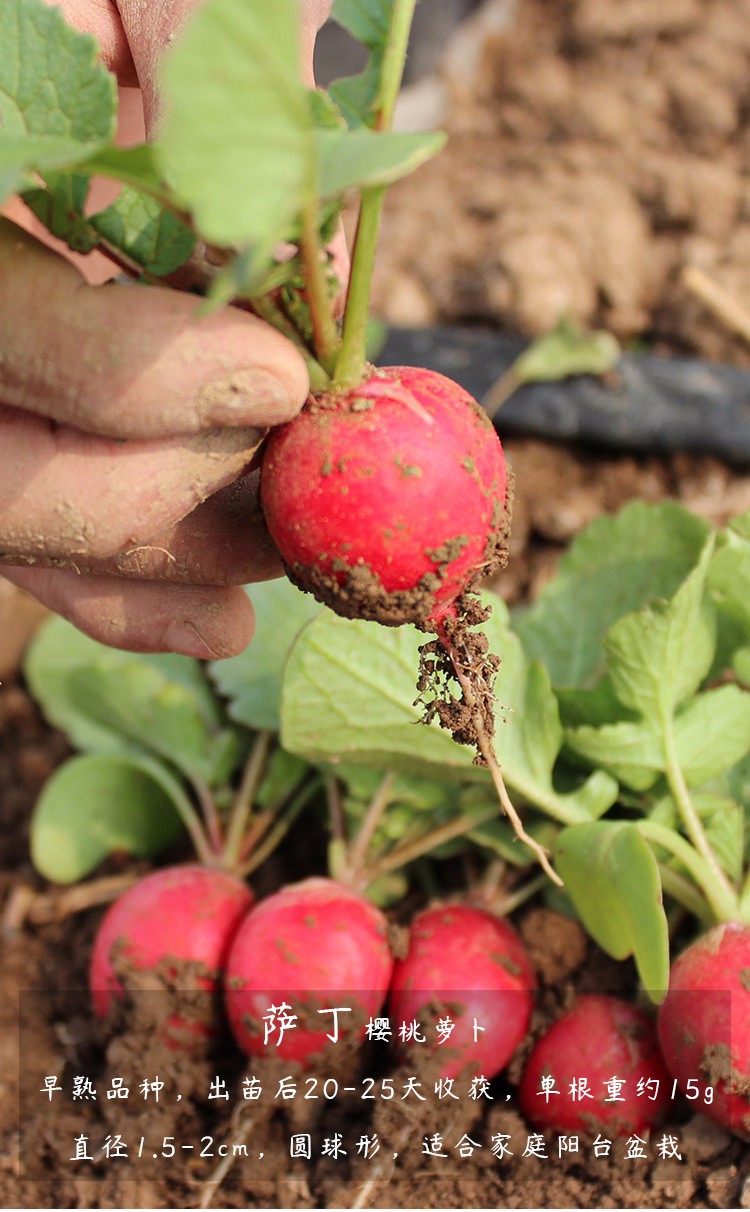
157, 0, 314, 248
468, 813, 559, 869
281, 610, 474, 778
484, 607, 618, 823
0, 137, 97, 203
23, 175, 195, 272
0, 0, 116, 201
81, 143, 165, 193
25, 619, 133, 753
735, 646, 750, 686
25, 617, 240, 786
318, 127, 445, 197
90, 186, 195, 275
565, 683, 750, 792
565, 719, 662, 791
709, 528, 750, 636
647, 794, 678, 831
651, 791, 744, 884
30, 752, 186, 884
516, 502, 712, 688
209, 581, 323, 731
729, 752, 750, 803
511, 319, 621, 386
309, 87, 348, 131
709, 611, 748, 684
21, 181, 99, 251
554, 822, 670, 998
22, 145, 172, 250
66, 665, 238, 787
604, 537, 716, 726
332, 0, 392, 46
674, 685, 750, 786
329, 0, 392, 128
694, 794, 744, 883
281, 595, 616, 822
557, 675, 633, 729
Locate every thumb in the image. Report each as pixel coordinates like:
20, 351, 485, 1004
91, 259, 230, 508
115, 0, 332, 134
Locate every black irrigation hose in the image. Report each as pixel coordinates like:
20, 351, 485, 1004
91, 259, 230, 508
378, 325, 750, 465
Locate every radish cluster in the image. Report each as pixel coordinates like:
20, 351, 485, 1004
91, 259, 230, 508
91, 864, 748, 1146
90, 868, 395, 1064
89, 871, 534, 1076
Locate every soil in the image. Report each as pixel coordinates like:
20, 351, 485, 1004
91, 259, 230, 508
6, 0, 750, 1206
374, 0, 750, 368
3, 438, 750, 1210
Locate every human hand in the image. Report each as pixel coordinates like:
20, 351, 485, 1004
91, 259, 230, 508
0, 0, 334, 660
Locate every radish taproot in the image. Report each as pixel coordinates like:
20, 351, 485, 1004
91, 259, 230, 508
224, 876, 394, 1065
388, 903, 536, 1081
519, 994, 670, 1136
658, 922, 750, 1138
90, 864, 253, 1045
260, 366, 510, 629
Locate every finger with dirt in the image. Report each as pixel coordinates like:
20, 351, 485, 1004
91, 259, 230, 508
0, 566, 255, 659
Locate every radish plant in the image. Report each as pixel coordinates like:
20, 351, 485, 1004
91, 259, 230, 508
519, 502, 750, 1136
0, 0, 558, 876
13, 0, 750, 1141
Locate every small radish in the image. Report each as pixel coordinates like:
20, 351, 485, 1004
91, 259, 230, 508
519, 994, 670, 1136
224, 876, 394, 1065
388, 903, 536, 1081
260, 368, 560, 884
90, 864, 253, 1046
658, 921, 750, 1139
260, 366, 509, 629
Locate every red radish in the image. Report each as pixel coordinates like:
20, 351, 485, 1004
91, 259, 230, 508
90, 864, 253, 1045
658, 921, 750, 1139
519, 995, 670, 1136
224, 876, 394, 1065
388, 903, 535, 1081
260, 365, 561, 881
260, 366, 509, 629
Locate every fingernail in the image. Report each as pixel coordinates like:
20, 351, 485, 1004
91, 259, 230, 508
198, 369, 299, 426
164, 619, 220, 659
186, 425, 266, 458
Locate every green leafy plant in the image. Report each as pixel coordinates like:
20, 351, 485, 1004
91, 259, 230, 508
22, 587, 547, 900
482, 317, 622, 419
5, 0, 557, 874
13, 0, 750, 1026
23, 491, 750, 1021
1, 0, 443, 381
518, 502, 750, 997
